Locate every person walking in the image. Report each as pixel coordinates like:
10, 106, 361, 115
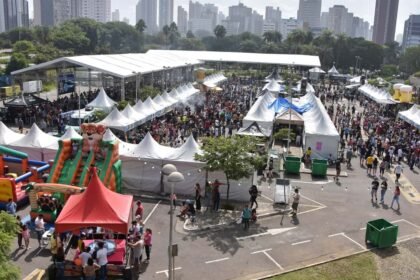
371, 178, 379, 202
394, 162, 403, 183
334, 159, 341, 181
366, 154, 374, 175
290, 188, 300, 216
212, 181, 221, 211
241, 205, 251, 230
16, 215, 23, 249
135, 201, 144, 220
390, 186, 401, 210
372, 156, 379, 176
128, 235, 144, 265
195, 183, 202, 211
34, 214, 45, 247
379, 161, 386, 177
249, 185, 258, 209
380, 180, 388, 204
22, 224, 30, 250
143, 228, 152, 263
6, 198, 17, 215
96, 241, 108, 280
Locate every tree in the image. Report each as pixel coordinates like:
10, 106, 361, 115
0, 212, 20, 280
5, 53, 28, 74
195, 136, 264, 202
12, 40, 35, 57
178, 38, 205, 50
400, 46, 420, 75
214, 25, 226, 39
135, 19, 147, 34
383, 41, 400, 65
51, 22, 90, 54
262, 31, 282, 43
186, 30, 195, 38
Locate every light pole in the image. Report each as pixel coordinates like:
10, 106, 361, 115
161, 164, 177, 195
167, 170, 184, 280
286, 66, 295, 154
74, 81, 81, 127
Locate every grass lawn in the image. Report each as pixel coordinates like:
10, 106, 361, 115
270, 252, 380, 280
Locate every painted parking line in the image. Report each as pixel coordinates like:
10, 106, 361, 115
291, 240, 311, 246
328, 232, 365, 250
300, 194, 327, 208
205, 257, 230, 264
156, 267, 182, 278
143, 200, 161, 224
251, 248, 283, 270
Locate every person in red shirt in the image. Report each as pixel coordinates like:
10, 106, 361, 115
135, 201, 144, 219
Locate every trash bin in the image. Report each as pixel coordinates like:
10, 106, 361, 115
284, 156, 301, 174
312, 159, 328, 177
365, 219, 398, 248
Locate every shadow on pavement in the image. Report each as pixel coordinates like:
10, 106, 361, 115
372, 246, 401, 259
24, 247, 51, 263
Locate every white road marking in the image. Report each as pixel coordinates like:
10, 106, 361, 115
263, 251, 284, 270
236, 227, 296, 241
156, 267, 182, 277
291, 180, 333, 185
143, 200, 161, 224
402, 219, 420, 230
360, 227, 366, 231
297, 206, 326, 215
261, 194, 274, 202
328, 232, 344, 238
291, 240, 311, 246
300, 194, 327, 208
205, 257, 230, 264
251, 248, 272, 254
328, 232, 365, 250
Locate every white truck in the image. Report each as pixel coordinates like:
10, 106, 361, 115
23, 80, 43, 93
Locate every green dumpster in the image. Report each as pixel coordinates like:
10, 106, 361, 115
365, 219, 398, 248
312, 159, 328, 177
284, 156, 301, 174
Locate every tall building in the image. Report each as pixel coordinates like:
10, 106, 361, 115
372, 0, 399, 45
280, 18, 303, 39
177, 6, 188, 34
136, 0, 158, 34
77, 0, 111, 23
352, 16, 370, 39
159, 0, 174, 29
297, 0, 321, 29
251, 11, 263, 36
188, 2, 218, 34
326, 5, 353, 36
225, 3, 252, 34
112, 9, 120, 22
265, 6, 282, 31
402, 15, 420, 50
54, 0, 72, 25
0, 0, 29, 32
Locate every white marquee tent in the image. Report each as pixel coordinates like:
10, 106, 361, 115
99, 107, 134, 132
8, 124, 59, 161
144, 96, 164, 116
121, 104, 146, 126
133, 100, 155, 122
328, 65, 339, 75
243, 91, 276, 136
359, 84, 396, 104
263, 79, 283, 93
398, 105, 420, 129
0, 121, 24, 145
86, 87, 117, 112
60, 127, 82, 140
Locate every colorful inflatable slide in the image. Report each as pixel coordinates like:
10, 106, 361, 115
47, 123, 122, 192
0, 145, 50, 209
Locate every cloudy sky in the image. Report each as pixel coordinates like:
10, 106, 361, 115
29, 0, 419, 39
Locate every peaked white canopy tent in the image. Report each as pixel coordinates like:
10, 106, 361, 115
328, 65, 339, 75
243, 91, 276, 137
263, 80, 283, 93
8, 124, 59, 161
0, 121, 24, 145
86, 87, 117, 113
60, 127, 82, 140
398, 105, 420, 129
358, 84, 396, 104
99, 107, 134, 132
203, 73, 228, 88
121, 104, 146, 126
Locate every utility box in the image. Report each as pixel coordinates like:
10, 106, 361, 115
365, 219, 398, 248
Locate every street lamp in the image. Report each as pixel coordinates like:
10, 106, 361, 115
161, 164, 177, 195
167, 170, 184, 280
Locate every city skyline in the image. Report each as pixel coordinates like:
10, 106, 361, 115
26, 0, 418, 39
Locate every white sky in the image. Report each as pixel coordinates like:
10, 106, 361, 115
28, 0, 419, 38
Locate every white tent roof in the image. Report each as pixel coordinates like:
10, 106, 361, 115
237, 121, 267, 137
359, 84, 396, 104
398, 105, 420, 129
293, 82, 316, 93
0, 121, 24, 145
298, 92, 339, 137
328, 65, 339, 74
121, 104, 145, 123
102, 129, 137, 155
144, 96, 163, 113
86, 87, 117, 112
60, 127, 82, 140
12, 53, 202, 78
9, 123, 59, 149
169, 135, 203, 162
263, 79, 282, 93
349, 76, 361, 84
309, 67, 325, 73
147, 50, 321, 67
243, 91, 276, 136
162, 91, 178, 105
129, 132, 174, 159
133, 100, 155, 121
170, 88, 183, 101
203, 73, 228, 88
153, 94, 172, 109
99, 107, 134, 132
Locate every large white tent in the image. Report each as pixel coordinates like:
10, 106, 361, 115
102, 129, 137, 155
242, 91, 276, 136
203, 73, 227, 88
133, 100, 155, 122
121, 104, 146, 126
298, 92, 340, 159
60, 127, 82, 140
398, 105, 420, 129
86, 87, 117, 113
263, 79, 283, 93
0, 121, 24, 145
8, 124, 59, 161
328, 65, 339, 75
153, 94, 172, 113
99, 107, 134, 132
359, 84, 396, 104
144, 96, 164, 116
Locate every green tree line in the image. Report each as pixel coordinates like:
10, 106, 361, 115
1, 19, 419, 76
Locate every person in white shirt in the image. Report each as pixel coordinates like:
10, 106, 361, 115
79, 247, 92, 267
96, 241, 108, 280
34, 214, 45, 247
397, 148, 403, 162
394, 162, 403, 183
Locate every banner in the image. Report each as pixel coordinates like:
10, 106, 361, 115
58, 73, 75, 95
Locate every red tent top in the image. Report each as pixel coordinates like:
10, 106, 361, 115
55, 168, 133, 234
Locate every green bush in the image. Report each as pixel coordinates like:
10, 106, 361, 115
274, 128, 296, 142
